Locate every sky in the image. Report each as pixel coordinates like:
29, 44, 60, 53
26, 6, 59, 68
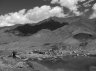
0, 0, 96, 27
0, 0, 51, 15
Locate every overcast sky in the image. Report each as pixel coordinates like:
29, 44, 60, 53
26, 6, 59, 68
0, 0, 51, 15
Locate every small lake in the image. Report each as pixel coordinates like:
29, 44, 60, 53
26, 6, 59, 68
35, 56, 96, 71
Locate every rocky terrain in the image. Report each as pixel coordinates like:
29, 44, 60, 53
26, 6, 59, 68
0, 17, 96, 71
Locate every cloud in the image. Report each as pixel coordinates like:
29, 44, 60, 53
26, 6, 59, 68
0, 9, 29, 27
89, 3, 96, 19
0, 5, 69, 27
51, 0, 85, 16
25, 5, 68, 23
0, 0, 87, 27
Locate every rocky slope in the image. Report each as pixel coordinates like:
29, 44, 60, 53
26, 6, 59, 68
0, 17, 96, 71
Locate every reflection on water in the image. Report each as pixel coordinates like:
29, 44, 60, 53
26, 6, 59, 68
35, 56, 96, 71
